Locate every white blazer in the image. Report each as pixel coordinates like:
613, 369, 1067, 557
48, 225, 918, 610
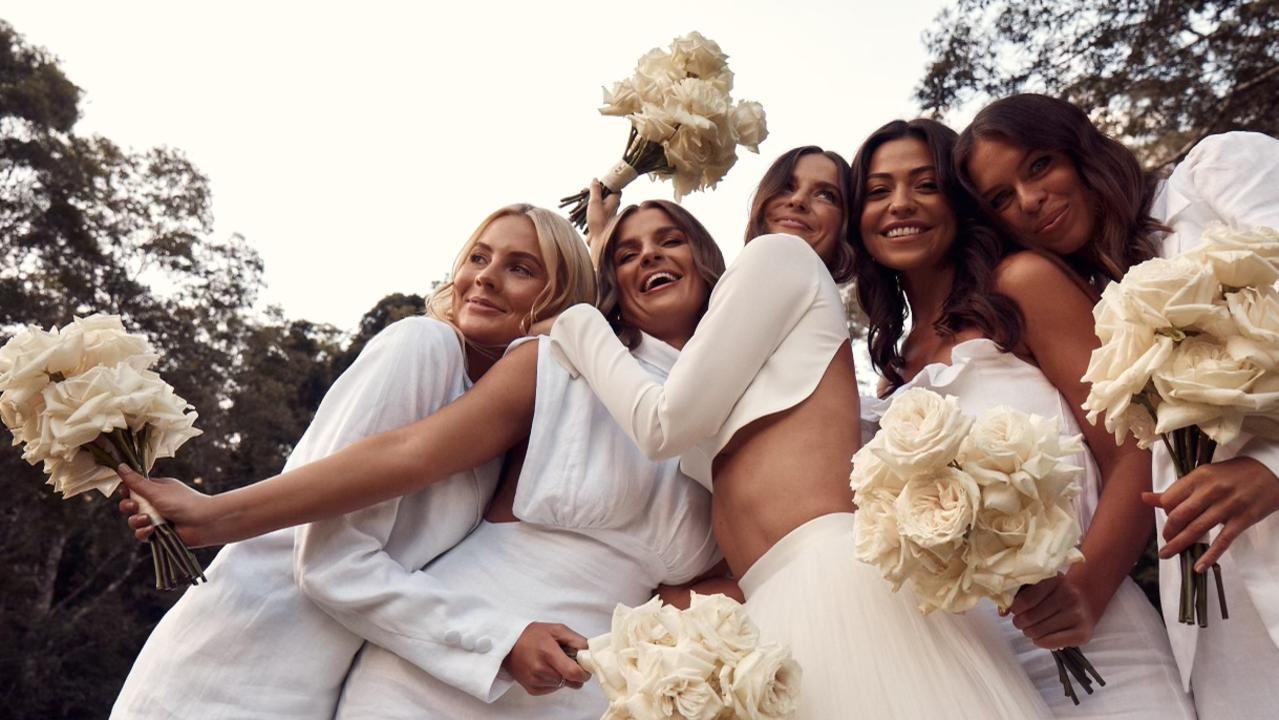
111, 317, 498, 719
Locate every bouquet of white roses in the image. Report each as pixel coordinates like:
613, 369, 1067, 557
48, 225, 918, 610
575, 593, 800, 720
0, 314, 205, 590
852, 387, 1101, 703
559, 31, 768, 230
1081, 224, 1279, 627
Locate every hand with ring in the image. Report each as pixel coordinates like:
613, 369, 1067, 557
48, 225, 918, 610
502, 621, 591, 695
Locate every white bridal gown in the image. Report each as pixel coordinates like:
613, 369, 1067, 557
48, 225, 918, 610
550, 233, 1050, 719
111, 318, 500, 719
1150, 130, 1279, 719
328, 334, 719, 720
863, 338, 1195, 718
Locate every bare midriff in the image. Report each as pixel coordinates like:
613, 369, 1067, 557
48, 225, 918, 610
711, 341, 861, 579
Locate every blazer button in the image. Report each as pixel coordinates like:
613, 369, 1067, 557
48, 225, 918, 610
461, 636, 476, 652
444, 630, 462, 646
475, 637, 493, 653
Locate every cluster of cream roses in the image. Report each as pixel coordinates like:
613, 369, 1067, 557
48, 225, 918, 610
598, 31, 768, 199
1082, 225, 1279, 449
578, 593, 801, 720
0, 314, 201, 498
852, 388, 1086, 614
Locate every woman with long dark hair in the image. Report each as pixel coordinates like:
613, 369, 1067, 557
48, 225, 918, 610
957, 94, 1279, 718
853, 117, 1192, 717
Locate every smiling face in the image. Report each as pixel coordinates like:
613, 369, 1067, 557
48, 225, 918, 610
965, 135, 1096, 256
761, 153, 846, 265
450, 214, 548, 346
610, 207, 710, 348
858, 137, 957, 274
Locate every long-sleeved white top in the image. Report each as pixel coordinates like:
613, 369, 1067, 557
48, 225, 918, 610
330, 333, 719, 719
1149, 130, 1279, 688
111, 317, 498, 719
549, 233, 850, 488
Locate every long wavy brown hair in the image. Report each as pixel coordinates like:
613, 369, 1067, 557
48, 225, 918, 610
594, 199, 725, 348
849, 118, 1024, 392
744, 146, 856, 283
954, 93, 1164, 284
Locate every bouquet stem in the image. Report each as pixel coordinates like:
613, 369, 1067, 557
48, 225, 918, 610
559, 126, 674, 230
88, 430, 206, 591
1161, 428, 1228, 627
1051, 646, 1105, 705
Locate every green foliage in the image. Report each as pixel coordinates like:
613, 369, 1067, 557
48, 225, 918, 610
918, 0, 1279, 167
0, 21, 425, 715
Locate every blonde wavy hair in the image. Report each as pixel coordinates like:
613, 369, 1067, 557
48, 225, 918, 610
427, 204, 595, 339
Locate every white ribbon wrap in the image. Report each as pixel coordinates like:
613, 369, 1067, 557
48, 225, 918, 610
600, 161, 640, 192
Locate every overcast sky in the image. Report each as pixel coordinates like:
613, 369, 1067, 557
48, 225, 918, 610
6, 0, 961, 331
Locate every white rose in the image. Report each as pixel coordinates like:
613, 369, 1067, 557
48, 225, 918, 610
1224, 286, 1279, 371
1099, 402, 1159, 449
43, 449, 121, 498
872, 387, 971, 476
969, 505, 1084, 608
894, 466, 980, 549
1108, 256, 1228, 333
1189, 224, 1279, 288
849, 437, 906, 504
59, 314, 155, 376
577, 643, 632, 702
606, 597, 683, 673
731, 100, 768, 153
630, 105, 678, 145
40, 367, 132, 458
853, 497, 916, 589
1081, 325, 1175, 427
959, 408, 1083, 507
680, 592, 760, 665
668, 31, 729, 83
600, 79, 642, 118
627, 641, 723, 720
908, 544, 979, 614
633, 48, 681, 104
1152, 336, 1279, 444
725, 643, 802, 720
0, 325, 74, 389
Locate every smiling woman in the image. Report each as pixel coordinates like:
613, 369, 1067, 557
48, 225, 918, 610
594, 199, 724, 350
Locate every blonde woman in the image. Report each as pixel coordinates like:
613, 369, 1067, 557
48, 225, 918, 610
112, 204, 594, 720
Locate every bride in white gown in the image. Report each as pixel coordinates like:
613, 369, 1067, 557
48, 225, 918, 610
850, 118, 1192, 717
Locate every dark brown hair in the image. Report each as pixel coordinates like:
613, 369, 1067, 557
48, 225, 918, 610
954, 93, 1164, 284
849, 118, 1023, 391
745, 146, 856, 283
594, 199, 726, 348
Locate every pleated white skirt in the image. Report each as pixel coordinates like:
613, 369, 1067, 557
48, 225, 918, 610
741, 513, 1050, 720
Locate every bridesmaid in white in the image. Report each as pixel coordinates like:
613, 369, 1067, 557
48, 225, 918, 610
111, 204, 595, 719
116, 148, 1048, 718
958, 94, 1279, 718
852, 118, 1192, 718
307, 199, 721, 719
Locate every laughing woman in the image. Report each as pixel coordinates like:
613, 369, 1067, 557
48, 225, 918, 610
956, 94, 1279, 718
853, 118, 1192, 718
111, 204, 594, 719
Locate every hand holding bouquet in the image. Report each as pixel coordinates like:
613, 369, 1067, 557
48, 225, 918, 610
852, 388, 1102, 704
0, 314, 205, 590
560, 31, 768, 230
576, 593, 800, 720
1081, 224, 1279, 627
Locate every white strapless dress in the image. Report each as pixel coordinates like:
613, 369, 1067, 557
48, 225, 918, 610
863, 338, 1194, 718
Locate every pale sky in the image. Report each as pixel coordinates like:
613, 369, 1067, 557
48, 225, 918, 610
5, 0, 959, 332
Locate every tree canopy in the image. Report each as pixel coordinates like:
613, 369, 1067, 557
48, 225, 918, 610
918, 0, 1279, 168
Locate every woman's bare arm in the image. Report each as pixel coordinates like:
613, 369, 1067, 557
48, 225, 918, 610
120, 342, 540, 547
996, 251, 1153, 648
